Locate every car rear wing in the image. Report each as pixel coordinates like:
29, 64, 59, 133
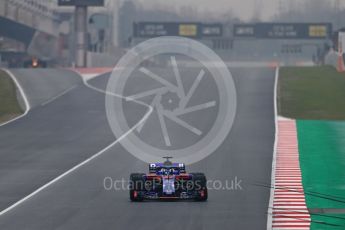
149, 163, 186, 173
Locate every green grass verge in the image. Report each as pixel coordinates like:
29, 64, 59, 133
0, 70, 23, 123
297, 120, 345, 229
278, 66, 345, 120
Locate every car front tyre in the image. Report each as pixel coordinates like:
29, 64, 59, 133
129, 173, 145, 202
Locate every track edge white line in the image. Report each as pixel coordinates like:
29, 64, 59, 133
267, 66, 280, 230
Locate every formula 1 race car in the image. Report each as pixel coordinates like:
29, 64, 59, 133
129, 157, 208, 201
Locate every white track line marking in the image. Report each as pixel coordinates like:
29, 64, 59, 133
0, 69, 31, 127
0, 70, 153, 216
267, 66, 279, 230
41, 85, 78, 106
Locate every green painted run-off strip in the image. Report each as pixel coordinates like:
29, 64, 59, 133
297, 120, 345, 229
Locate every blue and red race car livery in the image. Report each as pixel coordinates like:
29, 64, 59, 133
129, 157, 208, 201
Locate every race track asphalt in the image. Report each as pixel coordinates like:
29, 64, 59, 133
0, 71, 115, 210
0, 67, 275, 230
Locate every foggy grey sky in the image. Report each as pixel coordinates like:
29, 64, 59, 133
138, 0, 277, 21
137, 0, 343, 21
